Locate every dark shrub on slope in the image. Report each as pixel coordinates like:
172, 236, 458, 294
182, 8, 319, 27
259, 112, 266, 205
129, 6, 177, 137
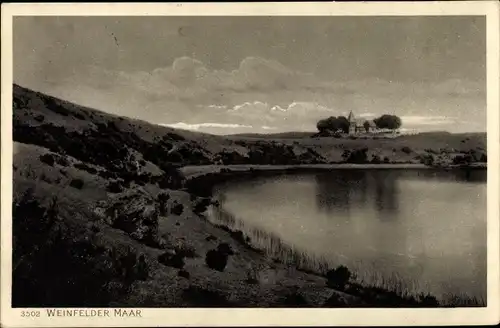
12, 190, 149, 307
342, 148, 369, 164
69, 178, 84, 189
39, 153, 55, 166
326, 265, 352, 290
205, 243, 234, 272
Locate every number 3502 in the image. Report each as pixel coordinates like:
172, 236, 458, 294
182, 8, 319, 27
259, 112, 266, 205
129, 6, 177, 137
21, 310, 41, 317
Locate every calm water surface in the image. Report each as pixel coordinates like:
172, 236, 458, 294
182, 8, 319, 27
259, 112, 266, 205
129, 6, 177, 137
208, 169, 487, 301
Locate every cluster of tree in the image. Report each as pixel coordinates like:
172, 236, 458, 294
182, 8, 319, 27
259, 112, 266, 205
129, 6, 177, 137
316, 116, 350, 134
316, 114, 403, 134
373, 114, 402, 130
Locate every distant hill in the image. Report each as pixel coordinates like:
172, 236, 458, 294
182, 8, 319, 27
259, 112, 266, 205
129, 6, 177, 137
226, 131, 316, 139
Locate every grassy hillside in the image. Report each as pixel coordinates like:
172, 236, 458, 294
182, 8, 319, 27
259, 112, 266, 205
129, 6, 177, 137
11, 84, 486, 307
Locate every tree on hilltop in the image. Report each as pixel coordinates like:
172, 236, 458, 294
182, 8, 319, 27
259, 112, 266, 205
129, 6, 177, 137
316, 116, 349, 134
363, 121, 371, 133
373, 114, 402, 131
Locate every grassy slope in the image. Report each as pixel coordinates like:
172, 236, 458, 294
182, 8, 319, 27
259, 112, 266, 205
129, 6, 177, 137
12, 84, 486, 307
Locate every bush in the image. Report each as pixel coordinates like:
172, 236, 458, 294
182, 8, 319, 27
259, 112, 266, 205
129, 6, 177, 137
205, 248, 230, 272
417, 293, 439, 306
12, 191, 149, 306
370, 154, 382, 164
40, 153, 55, 166
326, 265, 351, 290
74, 162, 98, 174
217, 242, 233, 254
178, 269, 190, 279
342, 148, 369, 164
401, 146, 412, 154
453, 154, 474, 165
170, 202, 184, 216
55, 156, 69, 167
158, 251, 184, 269
107, 180, 124, 193
193, 197, 212, 214
69, 178, 84, 189
158, 192, 170, 215
175, 243, 198, 258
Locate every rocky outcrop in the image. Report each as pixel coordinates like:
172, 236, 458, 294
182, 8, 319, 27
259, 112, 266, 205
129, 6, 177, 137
95, 189, 165, 248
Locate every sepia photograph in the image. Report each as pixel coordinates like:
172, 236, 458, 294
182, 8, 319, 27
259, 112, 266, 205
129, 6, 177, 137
1, 2, 499, 327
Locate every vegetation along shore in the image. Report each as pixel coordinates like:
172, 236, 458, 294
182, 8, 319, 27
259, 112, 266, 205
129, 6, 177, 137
12, 84, 486, 307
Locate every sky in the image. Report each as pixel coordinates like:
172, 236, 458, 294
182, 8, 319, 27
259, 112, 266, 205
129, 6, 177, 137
13, 16, 486, 134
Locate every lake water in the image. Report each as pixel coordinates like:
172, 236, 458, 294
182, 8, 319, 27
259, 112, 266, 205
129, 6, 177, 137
207, 169, 487, 302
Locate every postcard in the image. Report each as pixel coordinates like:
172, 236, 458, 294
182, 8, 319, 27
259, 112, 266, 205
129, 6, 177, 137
1, 2, 499, 327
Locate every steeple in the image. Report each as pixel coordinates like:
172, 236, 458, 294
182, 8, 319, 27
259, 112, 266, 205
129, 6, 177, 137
347, 110, 355, 122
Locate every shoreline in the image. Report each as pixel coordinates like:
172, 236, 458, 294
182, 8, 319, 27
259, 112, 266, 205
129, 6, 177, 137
181, 163, 486, 180
180, 163, 486, 306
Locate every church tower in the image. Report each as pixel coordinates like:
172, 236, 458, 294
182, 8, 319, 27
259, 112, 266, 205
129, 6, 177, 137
347, 110, 356, 135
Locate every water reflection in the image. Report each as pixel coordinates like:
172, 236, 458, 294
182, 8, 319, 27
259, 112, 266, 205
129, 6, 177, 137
315, 170, 400, 222
212, 169, 487, 301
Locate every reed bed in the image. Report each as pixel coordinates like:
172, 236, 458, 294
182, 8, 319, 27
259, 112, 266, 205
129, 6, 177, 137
206, 201, 485, 307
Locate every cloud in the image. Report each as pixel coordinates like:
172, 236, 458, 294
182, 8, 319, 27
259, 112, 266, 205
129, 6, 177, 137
160, 122, 253, 131
89, 56, 322, 101
358, 112, 377, 118
401, 115, 457, 126
27, 55, 484, 134
223, 100, 339, 129
160, 122, 277, 135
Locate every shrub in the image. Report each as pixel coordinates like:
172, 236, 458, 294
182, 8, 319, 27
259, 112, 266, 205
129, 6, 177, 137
230, 230, 248, 245
55, 156, 69, 167
326, 265, 352, 290
69, 178, 84, 189
453, 154, 473, 165
217, 242, 234, 255
175, 243, 198, 258
370, 154, 381, 164
74, 162, 98, 174
342, 148, 369, 164
40, 153, 55, 166
245, 267, 259, 284
178, 270, 190, 279
170, 202, 184, 216
205, 248, 230, 272
107, 180, 124, 193
158, 251, 184, 269
157, 192, 170, 215
12, 191, 149, 306
417, 293, 440, 307
193, 197, 211, 214
420, 154, 435, 166
383, 157, 390, 164
401, 146, 412, 154
34, 114, 45, 122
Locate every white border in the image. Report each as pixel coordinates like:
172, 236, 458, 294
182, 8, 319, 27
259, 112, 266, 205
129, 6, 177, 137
1, 2, 499, 327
